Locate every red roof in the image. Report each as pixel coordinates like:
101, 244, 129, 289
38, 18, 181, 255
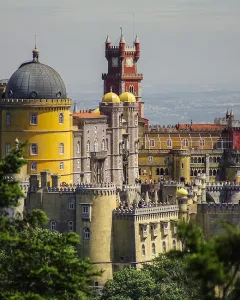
72, 112, 105, 119
177, 123, 224, 131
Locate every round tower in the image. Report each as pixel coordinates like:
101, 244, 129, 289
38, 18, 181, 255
172, 150, 191, 184
0, 47, 72, 183
76, 183, 117, 285
176, 187, 189, 222
135, 35, 140, 61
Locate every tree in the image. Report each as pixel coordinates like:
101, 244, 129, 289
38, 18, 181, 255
101, 267, 156, 300
178, 222, 240, 300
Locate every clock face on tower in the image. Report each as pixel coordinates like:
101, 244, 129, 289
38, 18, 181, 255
125, 57, 133, 67
112, 57, 118, 67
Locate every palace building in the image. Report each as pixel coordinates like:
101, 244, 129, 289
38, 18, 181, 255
1, 32, 240, 285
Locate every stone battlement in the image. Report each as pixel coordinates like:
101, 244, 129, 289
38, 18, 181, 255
0, 98, 72, 107
47, 182, 116, 194
206, 182, 240, 191
113, 204, 179, 216
200, 203, 240, 212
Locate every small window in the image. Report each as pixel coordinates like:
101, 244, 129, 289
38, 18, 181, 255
162, 241, 167, 253
60, 161, 64, 170
5, 143, 11, 155
30, 113, 38, 125
152, 243, 156, 256
59, 143, 64, 155
76, 141, 80, 154
129, 85, 134, 93
69, 198, 75, 210
50, 220, 56, 231
59, 112, 64, 124
119, 115, 122, 126
68, 221, 74, 232
31, 162, 37, 171
142, 244, 146, 256
30, 143, 38, 155
106, 138, 108, 150
149, 139, 155, 147
173, 240, 176, 250
199, 139, 205, 147
166, 139, 172, 148
86, 140, 90, 153
6, 112, 11, 125
148, 156, 153, 162
101, 139, 105, 151
83, 228, 90, 240
134, 115, 138, 126
77, 159, 80, 169
182, 139, 189, 147
82, 205, 89, 214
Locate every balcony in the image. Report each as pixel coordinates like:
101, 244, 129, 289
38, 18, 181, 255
91, 151, 107, 160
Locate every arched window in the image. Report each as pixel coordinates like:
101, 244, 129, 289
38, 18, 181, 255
213, 169, 217, 176
209, 157, 213, 163
198, 157, 202, 163
182, 139, 189, 147
152, 243, 156, 256
129, 85, 134, 93
160, 168, 164, 175
50, 220, 56, 231
30, 143, 38, 155
59, 112, 64, 124
86, 140, 90, 153
59, 143, 64, 155
166, 139, 172, 148
31, 162, 37, 171
134, 115, 138, 126
76, 141, 80, 154
142, 244, 146, 256
68, 198, 75, 210
191, 157, 194, 163
202, 157, 205, 163
156, 168, 160, 175
77, 159, 80, 169
190, 169, 193, 176
173, 240, 176, 250
194, 170, 198, 176
209, 170, 213, 176
194, 157, 198, 163
94, 139, 98, 152
101, 139, 105, 151
83, 228, 90, 240
199, 139, 205, 147
162, 241, 167, 253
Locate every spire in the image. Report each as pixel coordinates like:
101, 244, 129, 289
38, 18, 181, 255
226, 109, 230, 118
106, 35, 110, 43
135, 34, 139, 43
32, 35, 39, 62
120, 27, 125, 43
73, 102, 78, 113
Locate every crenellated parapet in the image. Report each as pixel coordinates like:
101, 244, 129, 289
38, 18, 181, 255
0, 98, 72, 108
200, 203, 240, 213
206, 182, 240, 191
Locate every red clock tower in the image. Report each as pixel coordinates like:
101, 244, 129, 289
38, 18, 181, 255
102, 32, 144, 117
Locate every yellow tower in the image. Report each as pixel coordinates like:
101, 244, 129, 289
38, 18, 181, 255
0, 48, 73, 183
172, 150, 190, 183
76, 183, 117, 285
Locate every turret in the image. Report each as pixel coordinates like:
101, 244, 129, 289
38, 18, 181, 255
226, 109, 230, 119
135, 35, 140, 61
105, 35, 111, 59
119, 29, 125, 58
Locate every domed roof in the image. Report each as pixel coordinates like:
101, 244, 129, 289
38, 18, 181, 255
119, 92, 136, 102
176, 188, 188, 198
6, 48, 67, 99
92, 108, 100, 115
102, 92, 120, 103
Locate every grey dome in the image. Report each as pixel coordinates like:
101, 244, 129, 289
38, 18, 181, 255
6, 61, 67, 99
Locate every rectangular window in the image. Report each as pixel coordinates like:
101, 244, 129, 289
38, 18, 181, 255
30, 113, 38, 125
77, 159, 80, 169
59, 143, 64, 155
149, 139, 155, 147
82, 205, 90, 219
60, 161, 64, 170
6, 112, 11, 125
5, 143, 11, 155
30, 143, 38, 155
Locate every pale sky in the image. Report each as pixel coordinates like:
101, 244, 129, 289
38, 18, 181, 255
0, 0, 240, 93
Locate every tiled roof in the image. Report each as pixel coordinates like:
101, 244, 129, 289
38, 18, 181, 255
72, 112, 105, 119
177, 123, 224, 131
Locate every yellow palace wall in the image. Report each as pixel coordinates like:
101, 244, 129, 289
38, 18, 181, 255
0, 100, 73, 183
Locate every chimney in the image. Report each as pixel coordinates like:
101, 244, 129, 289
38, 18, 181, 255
30, 174, 39, 191
40, 171, 50, 188
51, 174, 61, 188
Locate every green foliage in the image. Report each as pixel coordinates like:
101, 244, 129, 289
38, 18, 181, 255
0, 142, 26, 210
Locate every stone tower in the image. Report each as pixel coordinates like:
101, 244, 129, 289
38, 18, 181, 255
172, 150, 191, 183
75, 182, 117, 285
102, 32, 144, 117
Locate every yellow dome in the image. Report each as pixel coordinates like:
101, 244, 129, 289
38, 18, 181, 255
102, 92, 120, 103
176, 188, 188, 198
119, 92, 136, 102
92, 108, 100, 115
